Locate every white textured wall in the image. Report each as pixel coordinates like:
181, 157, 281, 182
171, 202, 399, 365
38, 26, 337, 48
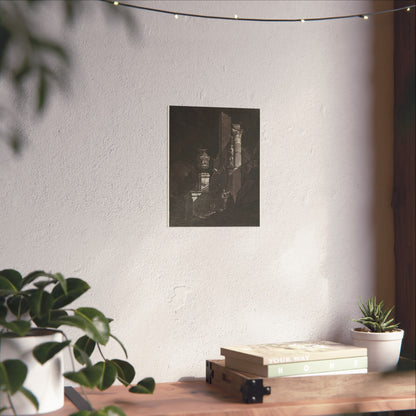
0, 1, 394, 382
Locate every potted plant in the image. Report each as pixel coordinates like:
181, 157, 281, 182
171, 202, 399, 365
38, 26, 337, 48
0, 269, 155, 416
351, 296, 404, 372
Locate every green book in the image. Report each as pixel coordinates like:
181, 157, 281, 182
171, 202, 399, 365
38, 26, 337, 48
224, 355, 368, 377
221, 340, 367, 365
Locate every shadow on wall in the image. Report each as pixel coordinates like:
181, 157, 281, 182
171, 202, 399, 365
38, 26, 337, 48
371, 4, 395, 307
322, 1, 396, 344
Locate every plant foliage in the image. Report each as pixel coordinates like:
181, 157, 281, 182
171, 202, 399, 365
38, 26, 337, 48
0, 269, 154, 416
0, 0, 135, 154
353, 296, 400, 333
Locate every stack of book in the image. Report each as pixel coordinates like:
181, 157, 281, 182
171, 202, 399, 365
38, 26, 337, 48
220, 340, 368, 378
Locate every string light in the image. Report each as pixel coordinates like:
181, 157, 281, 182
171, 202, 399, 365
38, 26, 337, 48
99, 0, 415, 23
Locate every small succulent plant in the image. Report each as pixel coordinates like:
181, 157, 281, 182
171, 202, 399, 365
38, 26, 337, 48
353, 296, 400, 333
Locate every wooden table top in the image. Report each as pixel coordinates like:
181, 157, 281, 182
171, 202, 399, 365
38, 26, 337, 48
51, 371, 416, 416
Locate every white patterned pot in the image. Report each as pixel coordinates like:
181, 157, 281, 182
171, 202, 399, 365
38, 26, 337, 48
0, 329, 64, 415
351, 328, 404, 372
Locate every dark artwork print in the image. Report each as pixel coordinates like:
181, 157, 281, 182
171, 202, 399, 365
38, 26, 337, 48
169, 106, 260, 227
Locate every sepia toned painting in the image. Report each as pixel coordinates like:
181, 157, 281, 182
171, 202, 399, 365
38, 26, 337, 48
169, 106, 260, 227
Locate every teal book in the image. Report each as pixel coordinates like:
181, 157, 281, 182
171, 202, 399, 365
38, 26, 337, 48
224, 355, 368, 377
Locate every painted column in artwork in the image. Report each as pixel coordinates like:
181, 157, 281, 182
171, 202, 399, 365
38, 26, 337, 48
197, 149, 210, 192
217, 112, 232, 171
227, 124, 243, 202
232, 123, 243, 169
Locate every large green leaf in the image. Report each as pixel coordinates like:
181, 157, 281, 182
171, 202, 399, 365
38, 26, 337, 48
110, 359, 135, 386
51, 278, 90, 308
19, 386, 39, 411
7, 295, 29, 318
37, 66, 48, 113
0, 270, 22, 291
22, 270, 49, 287
0, 276, 19, 296
74, 308, 110, 345
68, 412, 90, 416
128, 377, 155, 394
74, 335, 96, 365
0, 303, 7, 321
33, 280, 55, 291
94, 361, 117, 391
0, 360, 27, 395
12, 56, 33, 86
29, 289, 53, 317
33, 340, 71, 364
64, 366, 102, 389
47, 310, 69, 328
52, 315, 90, 334
96, 406, 127, 416
29, 290, 53, 326
23, 271, 67, 294
54, 309, 109, 345
29, 36, 70, 65
0, 319, 31, 336
69, 406, 126, 416
50, 273, 67, 294
73, 348, 92, 368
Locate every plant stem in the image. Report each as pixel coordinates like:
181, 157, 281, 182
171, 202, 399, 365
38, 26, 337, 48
17, 296, 22, 320
61, 332, 94, 411
7, 393, 17, 416
97, 344, 106, 361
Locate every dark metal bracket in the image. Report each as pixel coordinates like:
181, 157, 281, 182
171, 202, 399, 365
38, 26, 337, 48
240, 378, 271, 403
206, 360, 214, 384
64, 386, 93, 411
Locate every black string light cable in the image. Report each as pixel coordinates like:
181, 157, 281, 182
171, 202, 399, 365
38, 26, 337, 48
100, 0, 415, 23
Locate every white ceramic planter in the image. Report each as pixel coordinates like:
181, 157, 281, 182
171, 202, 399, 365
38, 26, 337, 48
351, 328, 404, 372
0, 329, 64, 415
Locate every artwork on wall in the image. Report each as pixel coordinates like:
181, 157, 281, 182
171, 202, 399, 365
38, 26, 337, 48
169, 106, 260, 227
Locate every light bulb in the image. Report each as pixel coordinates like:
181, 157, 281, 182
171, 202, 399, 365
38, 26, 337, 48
300, 18, 305, 22
113, 1, 119, 5
234, 14, 238, 19
174, 14, 179, 19
406, 7, 411, 12
363, 15, 369, 20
